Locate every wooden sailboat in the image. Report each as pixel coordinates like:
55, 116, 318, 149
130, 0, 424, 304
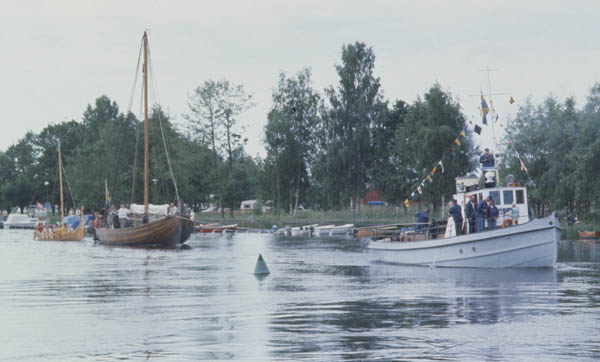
34, 143, 84, 241
95, 32, 193, 247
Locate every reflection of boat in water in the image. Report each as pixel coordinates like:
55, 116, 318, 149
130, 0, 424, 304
94, 32, 193, 247
577, 230, 599, 239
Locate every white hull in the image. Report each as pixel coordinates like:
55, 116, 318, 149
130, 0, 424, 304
369, 214, 561, 268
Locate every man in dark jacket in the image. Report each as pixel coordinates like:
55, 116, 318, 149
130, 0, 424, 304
448, 200, 463, 236
414, 209, 429, 231
476, 197, 490, 232
487, 199, 499, 230
479, 148, 495, 168
465, 195, 477, 233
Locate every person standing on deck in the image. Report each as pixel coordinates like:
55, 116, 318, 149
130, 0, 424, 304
118, 204, 129, 228
479, 148, 495, 168
476, 197, 490, 232
488, 199, 499, 230
511, 204, 520, 225
448, 200, 463, 236
414, 209, 429, 232
466, 195, 477, 234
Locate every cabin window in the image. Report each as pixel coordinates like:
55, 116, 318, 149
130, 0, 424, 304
503, 190, 514, 205
489, 191, 501, 205
516, 190, 525, 204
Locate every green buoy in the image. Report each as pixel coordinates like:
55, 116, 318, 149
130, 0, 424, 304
253, 254, 270, 275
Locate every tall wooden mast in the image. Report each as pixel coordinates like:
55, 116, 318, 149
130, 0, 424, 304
143, 31, 149, 213
58, 142, 64, 223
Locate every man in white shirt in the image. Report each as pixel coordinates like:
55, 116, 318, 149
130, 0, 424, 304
168, 203, 179, 216
118, 204, 130, 228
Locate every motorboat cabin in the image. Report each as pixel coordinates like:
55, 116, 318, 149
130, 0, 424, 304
445, 169, 530, 238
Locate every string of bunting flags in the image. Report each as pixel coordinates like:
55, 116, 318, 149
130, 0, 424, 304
402, 94, 535, 209
403, 128, 468, 208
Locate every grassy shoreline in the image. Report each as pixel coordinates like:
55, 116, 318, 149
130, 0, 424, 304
193, 209, 416, 229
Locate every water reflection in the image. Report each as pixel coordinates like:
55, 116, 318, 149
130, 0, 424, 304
0, 232, 599, 361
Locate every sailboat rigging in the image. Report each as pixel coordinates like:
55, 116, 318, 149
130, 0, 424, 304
94, 31, 193, 247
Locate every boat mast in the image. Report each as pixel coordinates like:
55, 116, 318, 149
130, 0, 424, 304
58, 141, 64, 223
143, 31, 149, 214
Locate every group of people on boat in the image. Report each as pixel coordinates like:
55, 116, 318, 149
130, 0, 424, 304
447, 195, 520, 237
35, 219, 79, 238
89, 202, 185, 230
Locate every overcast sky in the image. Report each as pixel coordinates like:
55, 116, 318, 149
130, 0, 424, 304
1, 0, 599, 157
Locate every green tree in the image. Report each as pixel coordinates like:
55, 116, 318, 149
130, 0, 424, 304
264, 68, 321, 215
185, 80, 254, 217
317, 42, 388, 210
393, 84, 473, 210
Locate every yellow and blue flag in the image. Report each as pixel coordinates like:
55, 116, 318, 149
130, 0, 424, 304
481, 95, 489, 125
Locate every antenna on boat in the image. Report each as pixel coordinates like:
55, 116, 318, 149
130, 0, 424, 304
479, 66, 500, 157
470, 67, 511, 184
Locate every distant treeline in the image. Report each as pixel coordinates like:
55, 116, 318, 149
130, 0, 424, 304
2, 41, 597, 218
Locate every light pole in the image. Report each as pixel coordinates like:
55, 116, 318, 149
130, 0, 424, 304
152, 178, 159, 204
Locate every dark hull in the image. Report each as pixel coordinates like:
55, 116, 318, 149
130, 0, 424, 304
95, 216, 194, 247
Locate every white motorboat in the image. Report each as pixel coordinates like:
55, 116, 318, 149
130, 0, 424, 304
369, 170, 561, 268
4, 214, 39, 229
313, 224, 335, 236
284, 224, 318, 236
328, 224, 354, 236
369, 213, 560, 268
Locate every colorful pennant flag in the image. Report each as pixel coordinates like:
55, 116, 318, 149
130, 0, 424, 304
431, 167, 437, 176
481, 95, 489, 125
455, 138, 461, 146
460, 130, 466, 138
426, 175, 433, 183
417, 186, 422, 194
438, 160, 444, 173
404, 199, 410, 208
474, 125, 482, 135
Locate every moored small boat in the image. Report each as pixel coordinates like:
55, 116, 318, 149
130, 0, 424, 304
328, 224, 354, 236
199, 224, 238, 233
577, 230, 599, 239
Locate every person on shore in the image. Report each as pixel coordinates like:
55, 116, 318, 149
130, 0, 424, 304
466, 195, 477, 233
476, 197, 490, 232
488, 199, 499, 230
414, 209, 429, 232
448, 200, 463, 236
479, 148, 495, 168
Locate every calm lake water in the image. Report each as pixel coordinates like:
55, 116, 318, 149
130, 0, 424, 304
0, 229, 599, 361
